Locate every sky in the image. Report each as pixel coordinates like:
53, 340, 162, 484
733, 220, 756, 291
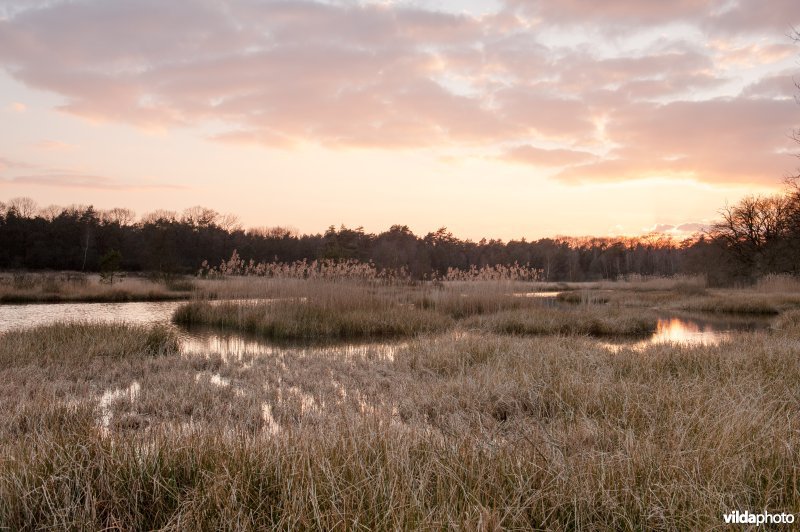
0, 0, 799, 240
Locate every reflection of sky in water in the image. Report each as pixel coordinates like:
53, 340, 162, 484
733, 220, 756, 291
0, 300, 775, 357
0, 300, 185, 333
180, 330, 403, 361
650, 318, 729, 346
605, 315, 772, 351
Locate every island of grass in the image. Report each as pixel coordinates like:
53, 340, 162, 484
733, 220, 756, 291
172, 280, 660, 340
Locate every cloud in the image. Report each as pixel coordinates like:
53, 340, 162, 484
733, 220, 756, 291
675, 222, 708, 232
557, 97, 798, 184
0, 156, 33, 171
7, 102, 26, 112
648, 221, 709, 235
503, 0, 800, 35
503, 0, 720, 29
0, 155, 182, 190
34, 140, 76, 151
0, 0, 797, 186
502, 144, 597, 166
2, 173, 184, 191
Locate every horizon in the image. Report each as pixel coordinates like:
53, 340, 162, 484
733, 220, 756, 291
1, 194, 710, 244
1, 0, 798, 240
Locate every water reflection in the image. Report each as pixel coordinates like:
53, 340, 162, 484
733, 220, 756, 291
0, 299, 777, 355
605, 313, 773, 351
0, 300, 186, 333
513, 291, 562, 298
180, 327, 403, 361
651, 318, 727, 345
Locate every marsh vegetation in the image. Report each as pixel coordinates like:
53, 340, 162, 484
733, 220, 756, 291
1, 275, 799, 529
0, 272, 196, 304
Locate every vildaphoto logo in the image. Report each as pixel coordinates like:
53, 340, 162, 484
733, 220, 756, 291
723, 510, 795, 526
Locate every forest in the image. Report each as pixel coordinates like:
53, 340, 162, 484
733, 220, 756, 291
0, 181, 798, 285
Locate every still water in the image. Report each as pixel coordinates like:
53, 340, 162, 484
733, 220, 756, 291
0, 300, 774, 355
0, 300, 403, 360
608, 313, 773, 351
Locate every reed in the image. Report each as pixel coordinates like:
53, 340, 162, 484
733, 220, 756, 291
470, 306, 658, 337
0, 273, 194, 304
174, 282, 452, 339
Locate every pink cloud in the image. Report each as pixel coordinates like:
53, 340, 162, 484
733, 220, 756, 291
502, 145, 597, 166
557, 97, 798, 184
0, 0, 797, 187
34, 140, 76, 151
3, 173, 183, 190
504, 0, 800, 34
503, 0, 722, 28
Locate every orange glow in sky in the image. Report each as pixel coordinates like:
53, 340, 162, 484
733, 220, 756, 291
0, 0, 797, 240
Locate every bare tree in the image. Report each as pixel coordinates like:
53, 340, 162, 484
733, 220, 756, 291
248, 226, 299, 238
38, 204, 63, 221
710, 195, 790, 274
102, 207, 136, 226
7, 197, 38, 218
217, 213, 241, 232
141, 210, 178, 224
181, 206, 218, 228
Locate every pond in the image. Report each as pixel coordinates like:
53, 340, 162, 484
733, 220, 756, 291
0, 300, 776, 354
0, 300, 403, 361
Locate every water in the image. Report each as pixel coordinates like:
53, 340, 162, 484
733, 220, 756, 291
0, 300, 775, 353
0, 300, 186, 333
0, 300, 403, 360
605, 313, 773, 351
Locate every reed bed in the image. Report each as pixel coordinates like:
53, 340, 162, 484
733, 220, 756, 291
755, 273, 800, 293
412, 283, 535, 319
556, 290, 611, 304
672, 292, 800, 315
174, 282, 452, 340
174, 280, 662, 339
1, 321, 800, 529
0, 273, 194, 304
469, 306, 658, 337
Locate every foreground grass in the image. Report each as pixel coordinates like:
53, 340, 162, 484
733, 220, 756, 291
1, 318, 800, 529
0, 322, 178, 369
0, 273, 195, 304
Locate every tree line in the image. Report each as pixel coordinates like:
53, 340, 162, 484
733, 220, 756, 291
4, 178, 800, 284
0, 196, 739, 283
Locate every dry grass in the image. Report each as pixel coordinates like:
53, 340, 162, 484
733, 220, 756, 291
755, 273, 800, 293
175, 282, 452, 339
174, 280, 658, 339
0, 273, 195, 303
671, 291, 800, 315
1, 321, 799, 529
0, 322, 178, 369
413, 282, 535, 318
556, 290, 611, 304
468, 306, 657, 337
3, 277, 800, 529
552, 285, 800, 315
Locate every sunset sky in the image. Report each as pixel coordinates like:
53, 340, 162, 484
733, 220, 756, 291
1, 0, 798, 240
